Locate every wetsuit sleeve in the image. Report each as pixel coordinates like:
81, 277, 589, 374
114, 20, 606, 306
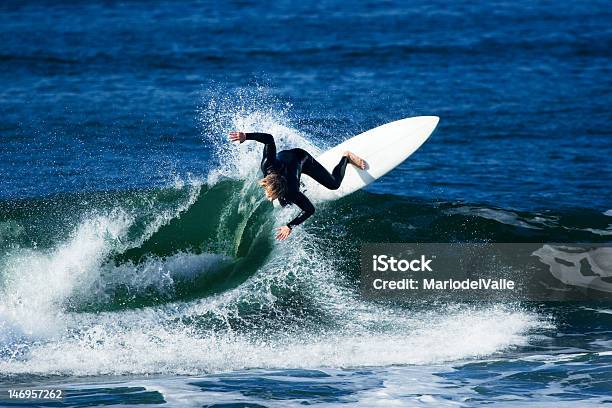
245, 133, 276, 170
287, 192, 315, 229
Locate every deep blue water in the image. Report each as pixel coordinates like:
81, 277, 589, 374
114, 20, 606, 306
1, 1, 611, 407
2, 0, 610, 209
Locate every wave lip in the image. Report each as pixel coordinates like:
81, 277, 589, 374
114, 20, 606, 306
0, 211, 132, 345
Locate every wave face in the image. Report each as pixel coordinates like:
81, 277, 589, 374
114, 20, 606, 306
2, 169, 612, 376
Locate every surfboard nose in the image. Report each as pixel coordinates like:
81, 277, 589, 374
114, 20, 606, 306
420, 116, 440, 133
403, 116, 439, 134
424, 116, 440, 127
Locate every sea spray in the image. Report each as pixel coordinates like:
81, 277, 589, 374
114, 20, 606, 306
0, 210, 133, 342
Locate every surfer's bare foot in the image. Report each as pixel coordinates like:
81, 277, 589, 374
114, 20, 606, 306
344, 151, 367, 170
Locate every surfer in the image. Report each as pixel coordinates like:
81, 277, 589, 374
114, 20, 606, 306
229, 131, 366, 240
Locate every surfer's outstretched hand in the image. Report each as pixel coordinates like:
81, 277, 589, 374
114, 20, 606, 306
276, 226, 292, 241
229, 131, 246, 143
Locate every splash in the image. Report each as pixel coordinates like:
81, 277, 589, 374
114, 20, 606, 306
0, 182, 204, 346
197, 82, 321, 184
0, 211, 132, 342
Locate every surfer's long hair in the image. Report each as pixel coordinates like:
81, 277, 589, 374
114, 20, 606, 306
259, 172, 287, 200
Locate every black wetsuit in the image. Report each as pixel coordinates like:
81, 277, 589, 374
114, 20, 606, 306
245, 133, 349, 228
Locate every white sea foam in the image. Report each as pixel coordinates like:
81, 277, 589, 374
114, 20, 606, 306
0, 303, 542, 376
0, 211, 133, 343
583, 227, 612, 236
84, 251, 232, 305
447, 206, 544, 229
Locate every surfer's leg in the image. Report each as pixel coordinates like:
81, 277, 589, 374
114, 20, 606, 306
302, 153, 349, 190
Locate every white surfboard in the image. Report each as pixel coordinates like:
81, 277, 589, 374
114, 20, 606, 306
289, 116, 439, 204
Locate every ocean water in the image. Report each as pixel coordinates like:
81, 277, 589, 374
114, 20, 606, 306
1, 0, 611, 406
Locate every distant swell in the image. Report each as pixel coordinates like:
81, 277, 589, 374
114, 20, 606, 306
2, 34, 610, 71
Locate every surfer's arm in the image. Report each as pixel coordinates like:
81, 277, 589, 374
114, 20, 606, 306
287, 192, 315, 229
245, 133, 276, 164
